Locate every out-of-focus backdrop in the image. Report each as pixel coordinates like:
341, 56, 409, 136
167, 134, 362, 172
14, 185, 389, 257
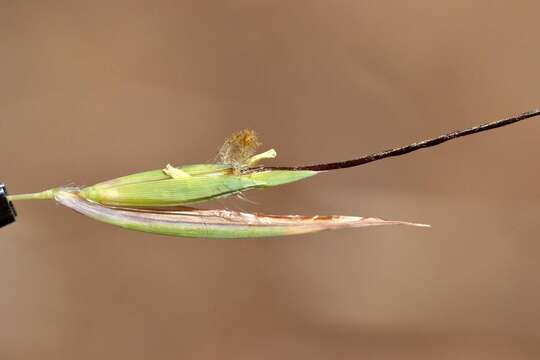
2, 1, 540, 359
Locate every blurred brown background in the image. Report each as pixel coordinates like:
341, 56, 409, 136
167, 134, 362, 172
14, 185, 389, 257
1, 1, 540, 359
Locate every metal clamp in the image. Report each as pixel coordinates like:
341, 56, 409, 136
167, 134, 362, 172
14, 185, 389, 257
0, 184, 17, 227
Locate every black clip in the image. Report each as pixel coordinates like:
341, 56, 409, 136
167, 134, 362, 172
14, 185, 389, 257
0, 184, 17, 227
